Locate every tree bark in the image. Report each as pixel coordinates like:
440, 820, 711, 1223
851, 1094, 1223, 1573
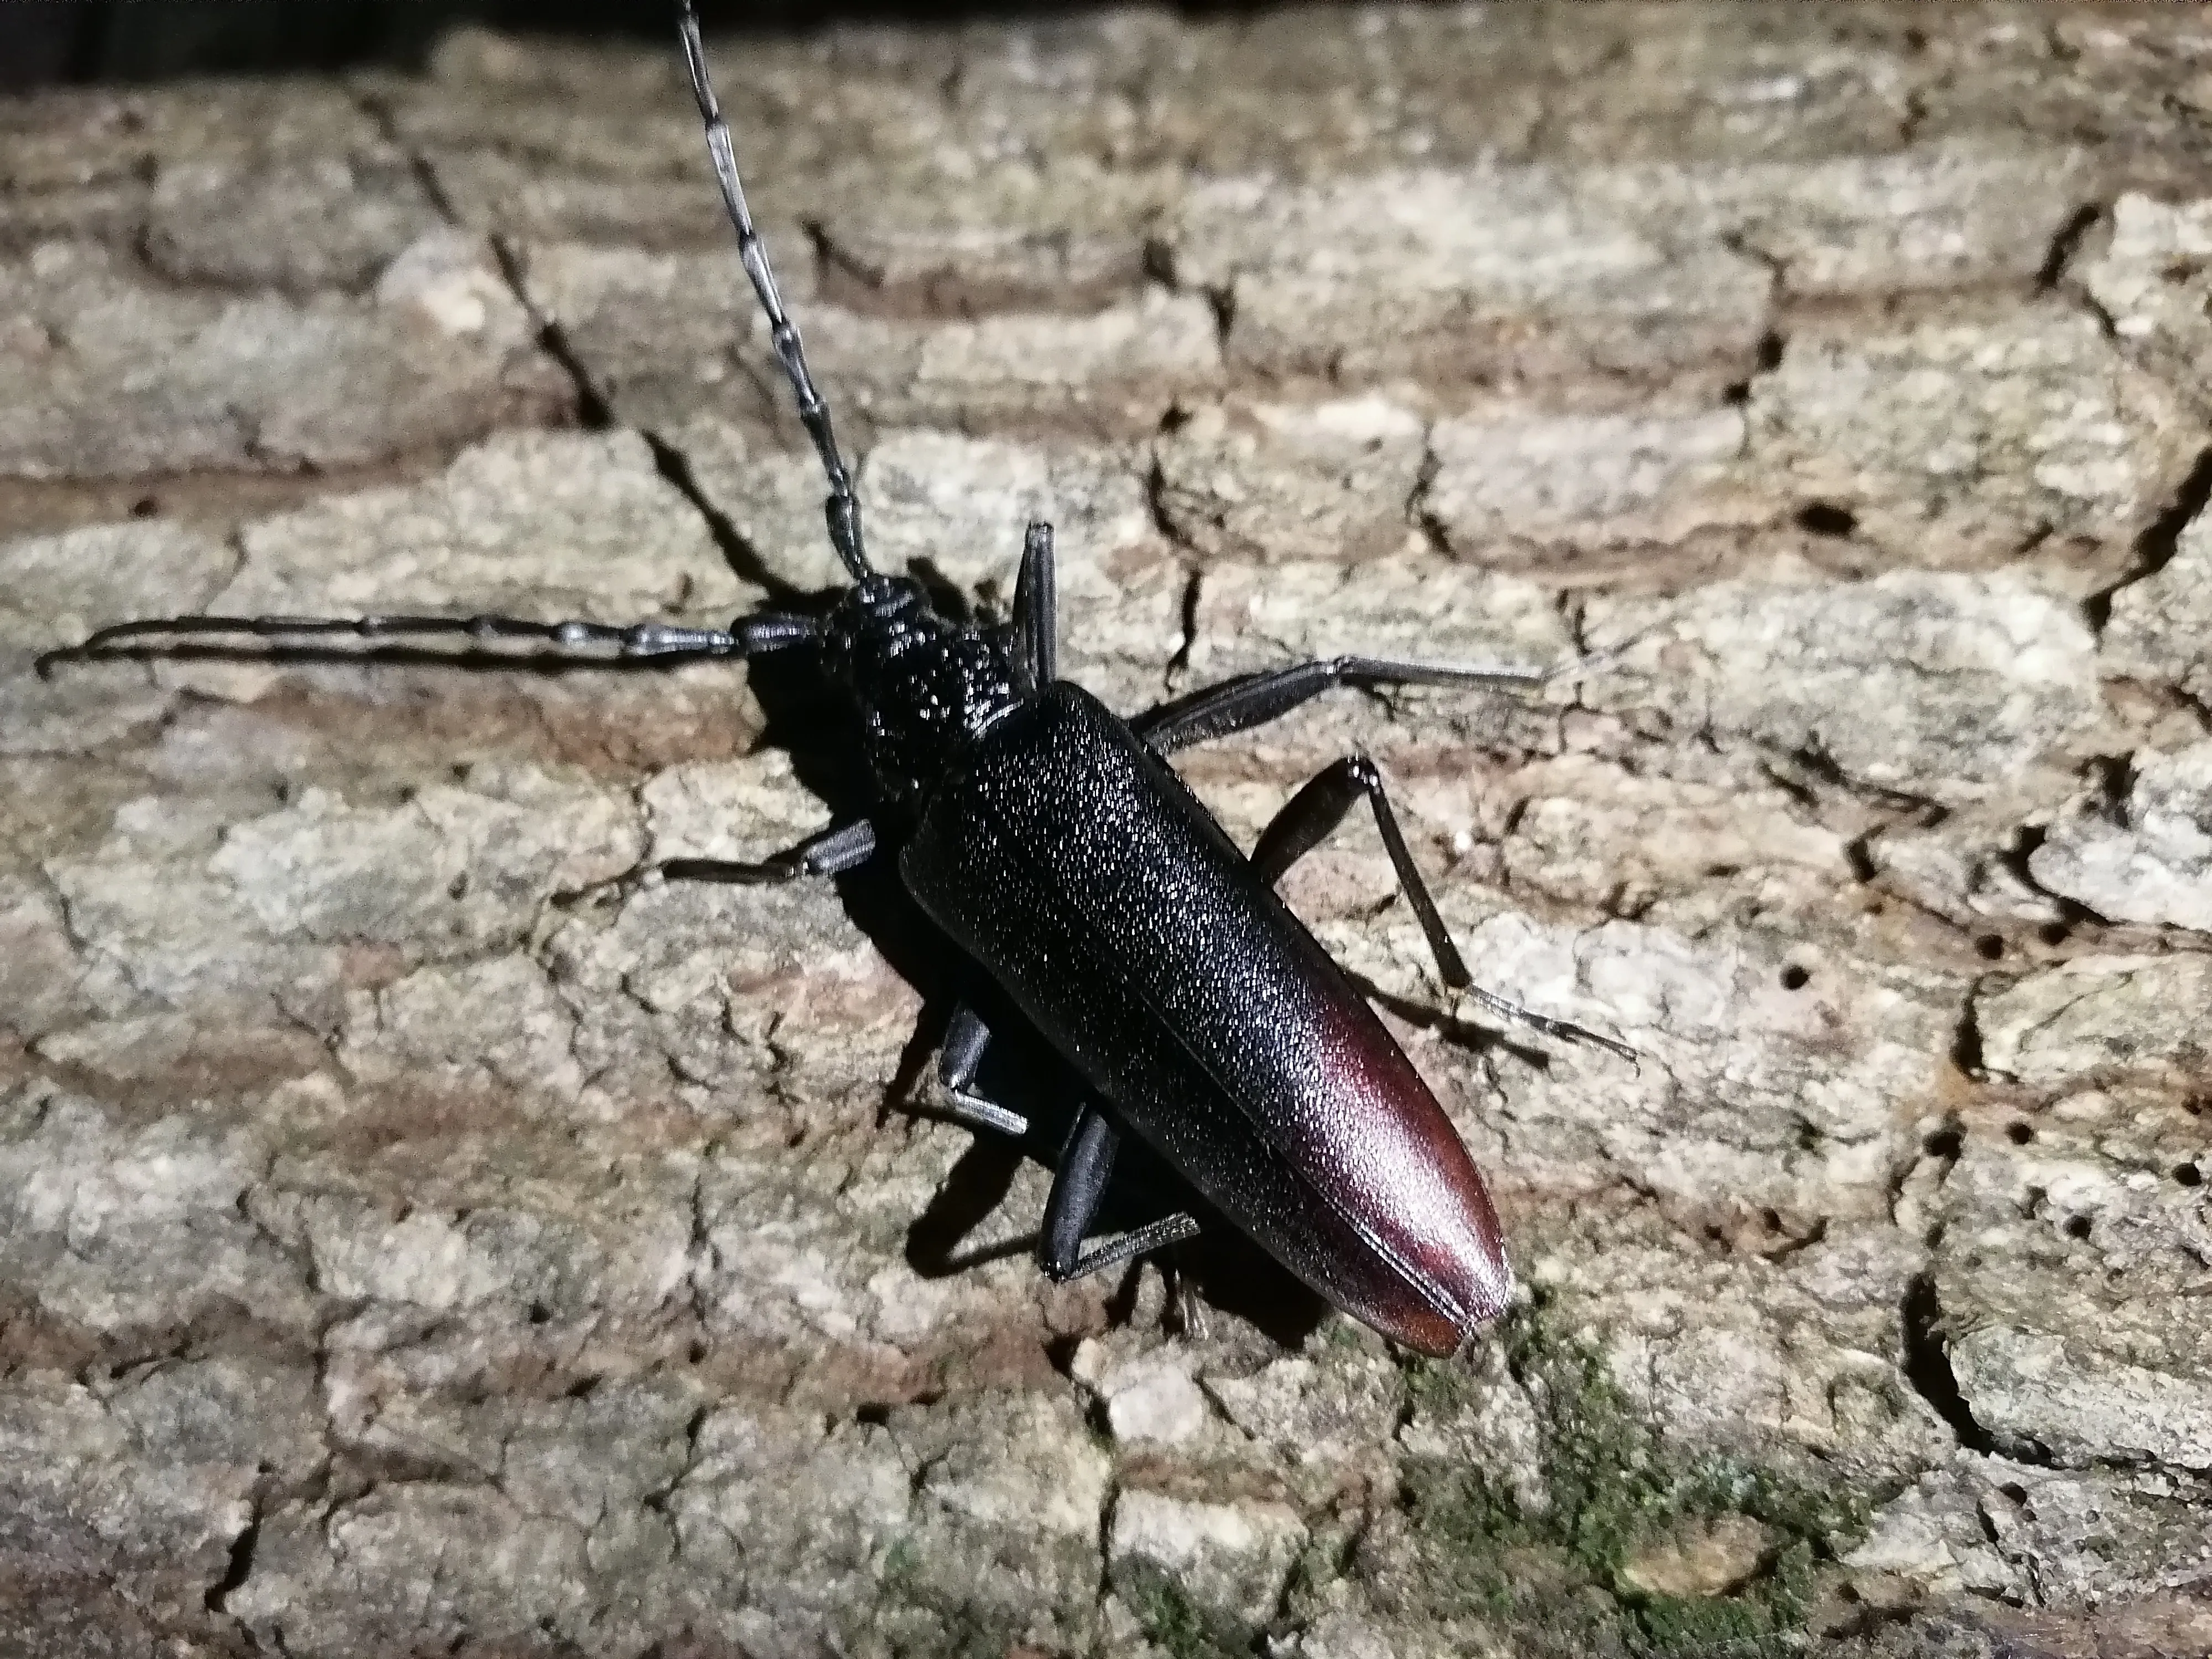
4, 6, 2211, 1656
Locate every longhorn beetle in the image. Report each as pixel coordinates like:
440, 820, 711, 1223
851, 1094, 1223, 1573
43, 0, 1631, 1358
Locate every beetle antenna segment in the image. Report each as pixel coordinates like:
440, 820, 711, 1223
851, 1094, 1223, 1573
677, 0, 872, 582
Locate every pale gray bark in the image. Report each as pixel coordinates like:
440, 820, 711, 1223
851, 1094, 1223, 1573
5, 6, 2212, 1656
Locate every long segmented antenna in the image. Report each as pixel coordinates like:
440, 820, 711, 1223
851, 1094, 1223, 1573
678, 0, 872, 583
34, 610, 824, 676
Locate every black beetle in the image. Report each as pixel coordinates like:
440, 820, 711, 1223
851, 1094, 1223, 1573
41, 0, 1628, 1357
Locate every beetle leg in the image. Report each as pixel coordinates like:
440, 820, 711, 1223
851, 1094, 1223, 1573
1137, 650, 1558, 755
1254, 754, 1468, 983
1253, 755, 1636, 1061
1009, 520, 1058, 697
652, 818, 878, 885
932, 1004, 1029, 1138
1038, 1107, 1202, 1282
38, 609, 819, 676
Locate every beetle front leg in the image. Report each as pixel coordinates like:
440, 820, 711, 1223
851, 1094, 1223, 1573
653, 817, 878, 885
1254, 755, 1634, 1060
1039, 1108, 1201, 1282
1138, 651, 1555, 755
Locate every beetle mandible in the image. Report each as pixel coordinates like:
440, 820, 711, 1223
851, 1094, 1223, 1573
43, 0, 1631, 1358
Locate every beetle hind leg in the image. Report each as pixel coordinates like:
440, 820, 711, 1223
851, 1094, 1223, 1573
1254, 754, 1635, 1061
1039, 1107, 1201, 1282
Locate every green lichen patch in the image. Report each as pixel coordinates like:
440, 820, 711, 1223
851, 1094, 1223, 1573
1395, 1297, 1869, 1658
854, 1533, 1029, 1659
1120, 1561, 1251, 1659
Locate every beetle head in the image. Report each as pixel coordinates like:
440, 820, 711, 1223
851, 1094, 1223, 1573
821, 573, 1019, 800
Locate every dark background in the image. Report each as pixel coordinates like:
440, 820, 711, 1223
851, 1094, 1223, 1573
0, 0, 1271, 91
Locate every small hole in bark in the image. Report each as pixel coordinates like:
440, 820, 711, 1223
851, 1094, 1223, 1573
2187, 1095, 2208, 1118
1760, 1207, 1782, 1232
2175, 1162, 2203, 1188
854, 1403, 892, 1427
527, 1300, 552, 1324
1999, 1481, 2028, 1504
1974, 933, 2005, 960
131, 495, 160, 518
687, 1339, 708, 1363
447, 874, 469, 900
1780, 964, 1811, 990
1796, 502, 1858, 537
2064, 1214, 2093, 1241
1924, 1128, 1963, 1159
2038, 921, 2070, 946
2007, 1122, 2034, 1145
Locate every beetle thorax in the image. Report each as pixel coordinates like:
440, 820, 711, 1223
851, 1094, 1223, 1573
822, 577, 1020, 801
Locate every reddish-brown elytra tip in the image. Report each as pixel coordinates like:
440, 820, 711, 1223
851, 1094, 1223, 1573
1290, 989, 1516, 1357
1347, 1180, 1514, 1358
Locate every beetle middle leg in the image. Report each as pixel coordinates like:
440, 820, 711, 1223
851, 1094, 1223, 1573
1039, 1107, 1201, 1282
1254, 755, 1634, 1059
653, 828, 1037, 1138
930, 1004, 1030, 1138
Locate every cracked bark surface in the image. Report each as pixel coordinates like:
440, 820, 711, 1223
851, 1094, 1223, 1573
5, 6, 2212, 1656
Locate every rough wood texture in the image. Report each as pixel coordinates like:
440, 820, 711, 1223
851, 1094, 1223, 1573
6, 6, 2212, 1656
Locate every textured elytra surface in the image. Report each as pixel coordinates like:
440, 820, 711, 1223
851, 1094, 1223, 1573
6, 4, 2212, 1657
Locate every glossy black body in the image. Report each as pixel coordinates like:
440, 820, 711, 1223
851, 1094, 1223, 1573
825, 574, 1512, 1355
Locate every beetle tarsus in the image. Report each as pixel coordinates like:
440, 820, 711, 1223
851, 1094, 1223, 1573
940, 1087, 1031, 1139
1041, 1213, 1204, 1284
1455, 982, 1639, 1064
